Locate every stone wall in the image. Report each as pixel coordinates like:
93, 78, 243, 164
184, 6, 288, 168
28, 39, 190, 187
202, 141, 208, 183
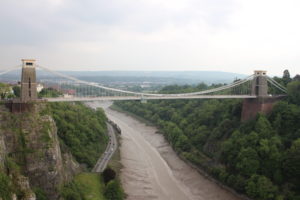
241, 97, 279, 121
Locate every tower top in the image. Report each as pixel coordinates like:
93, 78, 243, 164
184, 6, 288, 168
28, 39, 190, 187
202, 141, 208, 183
22, 59, 36, 68
254, 70, 267, 76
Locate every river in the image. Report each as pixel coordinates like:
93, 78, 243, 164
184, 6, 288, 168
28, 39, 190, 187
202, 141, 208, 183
87, 101, 242, 200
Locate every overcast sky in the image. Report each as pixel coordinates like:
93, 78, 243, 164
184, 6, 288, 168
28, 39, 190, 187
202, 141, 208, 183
0, 0, 299, 76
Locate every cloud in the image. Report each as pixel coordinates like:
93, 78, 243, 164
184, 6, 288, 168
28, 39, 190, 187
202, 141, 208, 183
0, 0, 299, 76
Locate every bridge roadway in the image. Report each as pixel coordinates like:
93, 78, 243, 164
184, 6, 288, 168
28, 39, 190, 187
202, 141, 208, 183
46, 95, 257, 102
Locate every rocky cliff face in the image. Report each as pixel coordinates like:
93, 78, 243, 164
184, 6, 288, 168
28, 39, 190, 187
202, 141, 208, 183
0, 103, 80, 199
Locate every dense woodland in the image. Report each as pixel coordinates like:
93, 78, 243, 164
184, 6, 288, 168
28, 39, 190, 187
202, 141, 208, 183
46, 102, 108, 169
115, 71, 300, 200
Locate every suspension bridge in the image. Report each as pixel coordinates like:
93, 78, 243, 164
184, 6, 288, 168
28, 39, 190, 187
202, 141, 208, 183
0, 59, 287, 103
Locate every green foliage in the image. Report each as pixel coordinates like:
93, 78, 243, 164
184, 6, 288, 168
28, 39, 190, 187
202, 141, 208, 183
246, 174, 278, 200
254, 114, 273, 138
61, 181, 83, 200
287, 81, 300, 105
0, 172, 13, 200
5, 157, 21, 176
104, 180, 124, 200
39, 88, 62, 98
101, 167, 124, 200
12, 85, 20, 97
282, 70, 292, 86
33, 187, 48, 200
283, 139, 300, 191
236, 147, 259, 177
102, 167, 116, 185
60, 173, 107, 200
48, 102, 108, 168
0, 83, 14, 99
115, 74, 300, 199
269, 101, 300, 147
0, 158, 26, 200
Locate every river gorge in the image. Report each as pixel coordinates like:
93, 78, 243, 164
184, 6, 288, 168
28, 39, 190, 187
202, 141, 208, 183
87, 101, 242, 200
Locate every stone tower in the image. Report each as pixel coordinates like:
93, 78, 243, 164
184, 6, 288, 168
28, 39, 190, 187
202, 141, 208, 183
21, 59, 37, 102
251, 70, 268, 97
241, 70, 275, 121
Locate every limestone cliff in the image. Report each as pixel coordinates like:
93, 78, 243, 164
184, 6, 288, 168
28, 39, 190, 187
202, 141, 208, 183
0, 103, 80, 199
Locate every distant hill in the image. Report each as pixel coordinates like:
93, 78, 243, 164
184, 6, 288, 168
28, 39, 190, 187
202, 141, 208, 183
0, 70, 246, 85
55, 71, 247, 85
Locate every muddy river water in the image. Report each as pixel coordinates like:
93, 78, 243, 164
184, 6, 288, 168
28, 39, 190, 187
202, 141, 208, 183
88, 101, 241, 200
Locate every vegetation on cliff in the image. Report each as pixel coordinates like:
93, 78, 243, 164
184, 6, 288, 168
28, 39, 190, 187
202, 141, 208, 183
45, 102, 108, 169
44, 102, 124, 200
114, 71, 300, 200
0, 171, 14, 200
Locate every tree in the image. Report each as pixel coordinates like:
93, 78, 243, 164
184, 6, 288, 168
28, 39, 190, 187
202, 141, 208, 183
246, 174, 278, 200
33, 187, 48, 200
104, 180, 123, 200
293, 74, 300, 81
236, 147, 260, 176
287, 81, 300, 105
102, 167, 116, 185
283, 139, 300, 190
270, 101, 300, 141
12, 85, 20, 97
282, 69, 292, 86
254, 114, 273, 138
61, 187, 81, 200
258, 137, 282, 179
0, 83, 12, 99
39, 88, 62, 98
175, 134, 191, 152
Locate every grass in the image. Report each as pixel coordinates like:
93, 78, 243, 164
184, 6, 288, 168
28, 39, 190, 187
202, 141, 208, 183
74, 172, 106, 200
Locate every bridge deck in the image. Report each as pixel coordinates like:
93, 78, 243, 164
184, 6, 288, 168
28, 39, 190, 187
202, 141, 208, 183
46, 95, 257, 102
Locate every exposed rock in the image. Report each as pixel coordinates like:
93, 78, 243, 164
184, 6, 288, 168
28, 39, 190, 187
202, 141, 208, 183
15, 175, 36, 200
0, 103, 81, 199
23, 115, 66, 199
0, 134, 6, 168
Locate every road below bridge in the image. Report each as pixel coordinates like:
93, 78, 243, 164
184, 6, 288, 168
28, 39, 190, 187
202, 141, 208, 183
88, 101, 242, 200
91, 122, 117, 172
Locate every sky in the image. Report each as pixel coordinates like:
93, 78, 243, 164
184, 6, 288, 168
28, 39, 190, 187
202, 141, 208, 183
0, 0, 299, 76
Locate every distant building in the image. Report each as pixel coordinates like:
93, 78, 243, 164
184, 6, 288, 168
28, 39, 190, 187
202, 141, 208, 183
64, 89, 76, 95
36, 83, 44, 92
63, 93, 73, 98
141, 84, 150, 88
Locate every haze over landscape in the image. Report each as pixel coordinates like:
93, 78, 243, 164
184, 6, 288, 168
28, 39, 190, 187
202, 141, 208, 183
1, 0, 300, 76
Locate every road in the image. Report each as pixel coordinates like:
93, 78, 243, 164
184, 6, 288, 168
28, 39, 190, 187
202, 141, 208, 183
92, 122, 118, 172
